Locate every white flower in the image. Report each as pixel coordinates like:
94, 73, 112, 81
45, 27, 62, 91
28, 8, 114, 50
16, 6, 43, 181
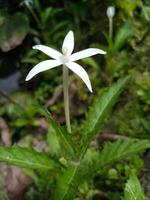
106, 6, 115, 18
25, 31, 106, 92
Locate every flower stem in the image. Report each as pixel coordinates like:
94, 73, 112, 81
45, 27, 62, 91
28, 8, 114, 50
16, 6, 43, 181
109, 17, 113, 38
63, 65, 71, 133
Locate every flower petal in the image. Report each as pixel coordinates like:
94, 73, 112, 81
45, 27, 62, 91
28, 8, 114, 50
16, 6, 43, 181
66, 62, 92, 92
70, 48, 106, 62
25, 60, 62, 81
33, 45, 62, 60
62, 31, 74, 56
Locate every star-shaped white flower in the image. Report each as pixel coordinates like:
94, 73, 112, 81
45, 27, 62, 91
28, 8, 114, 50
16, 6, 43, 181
25, 31, 106, 92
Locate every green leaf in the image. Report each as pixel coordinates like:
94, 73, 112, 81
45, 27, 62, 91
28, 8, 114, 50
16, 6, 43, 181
82, 76, 130, 151
122, 174, 145, 200
0, 145, 59, 171
81, 139, 150, 178
114, 23, 133, 51
99, 139, 150, 168
52, 164, 77, 200
37, 106, 75, 156
47, 126, 61, 156
142, 5, 150, 21
53, 77, 130, 200
82, 57, 99, 69
53, 139, 150, 200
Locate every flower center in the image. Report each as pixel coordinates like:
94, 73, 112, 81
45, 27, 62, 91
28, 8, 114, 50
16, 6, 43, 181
59, 54, 70, 64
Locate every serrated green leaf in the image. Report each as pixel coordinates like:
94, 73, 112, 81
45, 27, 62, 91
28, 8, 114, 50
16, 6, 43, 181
99, 139, 150, 168
54, 139, 149, 200
37, 106, 75, 156
53, 77, 130, 200
122, 174, 145, 200
82, 76, 130, 151
81, 139, 150, 178
0, 145, 59, 171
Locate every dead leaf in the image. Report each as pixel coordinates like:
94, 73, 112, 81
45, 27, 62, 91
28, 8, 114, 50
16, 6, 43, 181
0, 117, 11, 147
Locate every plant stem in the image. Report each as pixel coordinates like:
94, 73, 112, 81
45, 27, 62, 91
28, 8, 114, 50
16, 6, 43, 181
63, 65, 71, 133
25, 3, 40, 25
109, 17, 113, 38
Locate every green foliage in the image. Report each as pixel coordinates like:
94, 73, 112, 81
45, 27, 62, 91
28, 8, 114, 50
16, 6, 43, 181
0, 145, 59, 171
37, 106, 75, 156
110, 70, 150, 137
80, 139, 150, 180
104, 22, 134, 77
47, 126, 61, 156
82, 57, 99, 69
106, 22, 134, 53
117, 0, 142, 16
142, 5, 150, 20
99, 139, 149, 167
52, 139, 150, 200
82, 76, 130, 150
52, 77, 130, 200
122, 174, 145, 200
114, 23, 134, 51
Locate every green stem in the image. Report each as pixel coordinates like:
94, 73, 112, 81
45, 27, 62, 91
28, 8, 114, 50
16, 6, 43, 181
109, 18, 113, 38
63, 65, 71, 133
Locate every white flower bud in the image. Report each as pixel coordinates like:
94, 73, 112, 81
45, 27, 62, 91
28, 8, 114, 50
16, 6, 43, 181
106, 6, 115, 18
